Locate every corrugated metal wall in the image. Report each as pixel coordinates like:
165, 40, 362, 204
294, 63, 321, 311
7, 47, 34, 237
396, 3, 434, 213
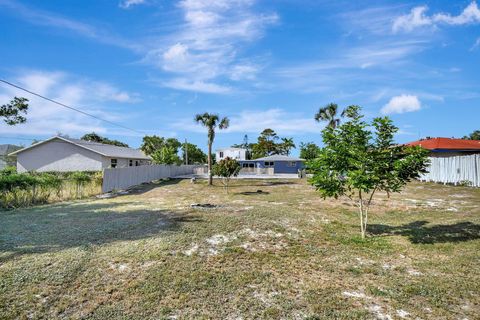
102, 165, 206, 193
420, 153, 480, 187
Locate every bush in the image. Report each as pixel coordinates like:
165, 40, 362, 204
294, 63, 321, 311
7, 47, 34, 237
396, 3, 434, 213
0, 170, 102, 209
212, 157, 241, 193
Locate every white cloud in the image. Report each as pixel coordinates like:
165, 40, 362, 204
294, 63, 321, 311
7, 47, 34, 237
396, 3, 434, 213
393, 6, 432, 33
0, 70, 139, 136
381, 95, 422, 115
393, 1, 480, 33
119, 0, 146, 9
145, 0, 277, 93
172, 108, 318, 135
471, 37, 480, 50
229, 64, 258, 81
161, 78, 231, 94
0, 0, 141, 51
433, 2, 480, 25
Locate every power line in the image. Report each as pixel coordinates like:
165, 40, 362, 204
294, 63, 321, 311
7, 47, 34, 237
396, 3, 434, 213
0, 78, 145, 135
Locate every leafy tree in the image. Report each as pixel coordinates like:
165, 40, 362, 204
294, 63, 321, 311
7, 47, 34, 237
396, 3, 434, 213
308, 106, 429, 239
182, 142, 207, 164
194, 112, 229, 186
140, 136, 182, 162
211, 157, 241, 193
299, 142, 321, 160
141, 135, 165, 155
314, 103, 342, 129
250, 129, 295, 158
279, 137, 296, 156
151, 146, 182, 165
462, 130, 480, 140
1, 97, 28, 125
81, 132, 129, 147
252, 128, 279, 158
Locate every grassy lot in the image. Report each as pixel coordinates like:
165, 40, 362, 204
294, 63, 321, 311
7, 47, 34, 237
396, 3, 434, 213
0, 179, 479, 319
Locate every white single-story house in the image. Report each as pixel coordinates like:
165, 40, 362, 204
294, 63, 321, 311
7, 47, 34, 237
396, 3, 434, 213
216, 147, 248, 162
10, 136, 151, 173
407, 137, 480, 187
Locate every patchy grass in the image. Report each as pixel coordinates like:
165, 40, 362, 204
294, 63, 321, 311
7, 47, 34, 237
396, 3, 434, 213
0, 179, 479, 319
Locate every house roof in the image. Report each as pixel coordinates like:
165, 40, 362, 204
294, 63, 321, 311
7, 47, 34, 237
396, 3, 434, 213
406, 137, 480, 151
250, 155, 305, 161
9, 136, 151, 159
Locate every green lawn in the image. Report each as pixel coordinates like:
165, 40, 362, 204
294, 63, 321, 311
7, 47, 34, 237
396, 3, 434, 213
0, 179, 479, 319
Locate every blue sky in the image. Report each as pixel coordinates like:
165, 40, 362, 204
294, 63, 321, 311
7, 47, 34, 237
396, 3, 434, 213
0, 0, 479, 155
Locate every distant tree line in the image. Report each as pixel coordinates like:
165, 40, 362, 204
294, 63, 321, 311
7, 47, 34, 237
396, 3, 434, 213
81, 132, 129, 147
140, 135, 207, 166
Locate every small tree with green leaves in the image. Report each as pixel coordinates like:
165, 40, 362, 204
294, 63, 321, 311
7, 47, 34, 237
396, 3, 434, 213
211, 157, 241, 193
151, 146, 182, 165
1, 97, 28, 125
308, 106, 429, 239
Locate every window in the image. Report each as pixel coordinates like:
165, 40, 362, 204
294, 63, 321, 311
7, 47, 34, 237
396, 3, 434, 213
219, 151, 224, 158
242, 163, 249, 168
135, 160, 139, 166
249, 163, 254, 168
111, 159, 117, 168
287, 161, 297, 167
129, 160, 133, 167
264, 161, 274, 167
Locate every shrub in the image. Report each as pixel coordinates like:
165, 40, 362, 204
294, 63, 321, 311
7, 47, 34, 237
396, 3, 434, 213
70, 172, 92, 198
0, 170, 102, 209
211, 157, 241, 193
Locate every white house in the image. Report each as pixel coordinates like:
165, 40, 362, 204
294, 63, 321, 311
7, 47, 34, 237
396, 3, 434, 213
10, 136, 151, 173
407, 137, 480, 187
215, 147, 248, 162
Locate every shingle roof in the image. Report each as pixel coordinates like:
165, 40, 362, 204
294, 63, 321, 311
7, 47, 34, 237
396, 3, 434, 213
406, 137, 480, 151
10, 136, 150, 159
251, 155, 305, 161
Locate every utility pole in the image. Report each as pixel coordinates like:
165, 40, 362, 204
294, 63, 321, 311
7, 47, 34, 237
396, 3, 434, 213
184, 138, 188, 165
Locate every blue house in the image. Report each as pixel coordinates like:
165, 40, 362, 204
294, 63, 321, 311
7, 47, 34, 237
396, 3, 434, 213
239, 155, 305, 174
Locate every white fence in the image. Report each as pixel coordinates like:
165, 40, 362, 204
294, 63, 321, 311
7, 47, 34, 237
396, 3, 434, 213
102, 165, 207, 193
420, 154, 479, 187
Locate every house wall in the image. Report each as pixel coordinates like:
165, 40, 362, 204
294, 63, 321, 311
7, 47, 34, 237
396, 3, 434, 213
216, 149, 247, 162
17, 139, 104, 172
101, 157, 150, 169
239, 160, 304, 174
420, 152, 479, 187
273, 161, 304, 174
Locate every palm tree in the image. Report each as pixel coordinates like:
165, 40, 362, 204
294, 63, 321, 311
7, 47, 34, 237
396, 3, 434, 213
194, 112, 230, 185
280, 137, 296, 156
314, 103, 342, 129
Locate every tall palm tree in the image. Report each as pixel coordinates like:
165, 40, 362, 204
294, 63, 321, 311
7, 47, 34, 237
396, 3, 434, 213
280, 137, 296, 156
194, 112, 230, 185
314, 103, 342, 129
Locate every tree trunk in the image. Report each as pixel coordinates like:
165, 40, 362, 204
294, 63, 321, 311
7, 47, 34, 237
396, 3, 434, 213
358, 191, 366, 239
208, 142, 212, 186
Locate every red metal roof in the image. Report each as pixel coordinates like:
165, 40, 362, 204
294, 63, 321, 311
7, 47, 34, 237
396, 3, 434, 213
406, 137, 480, 151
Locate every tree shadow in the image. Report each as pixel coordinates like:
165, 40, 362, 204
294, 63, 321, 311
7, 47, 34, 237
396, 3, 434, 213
368, 220, 480, 244
0, 201, 202, 263
235, 191, 270, 196
125, 178, 183, 196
